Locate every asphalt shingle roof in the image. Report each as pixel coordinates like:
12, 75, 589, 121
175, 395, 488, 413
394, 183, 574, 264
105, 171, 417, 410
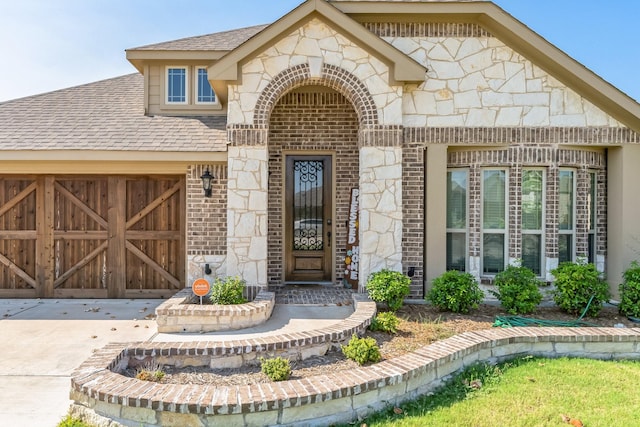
130, 25, 268, 51
0, 74, 228, 152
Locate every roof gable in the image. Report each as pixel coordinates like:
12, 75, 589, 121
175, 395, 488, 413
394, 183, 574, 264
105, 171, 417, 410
330, 1, 640, 132
125, 25, 269, 73
207, 0, 427, 85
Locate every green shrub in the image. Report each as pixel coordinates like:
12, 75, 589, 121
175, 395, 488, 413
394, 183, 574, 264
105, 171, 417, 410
208, 276, 247, 305
368, 311, 400, 334
57, 415, 94, 427
342, 335, 381, 365
490, 263, 543, 315
260, 357, 292, 382
619, 261, 640, 317
427, 270, 484, 313
366, 269, 411, 311
551, 259, 610, 317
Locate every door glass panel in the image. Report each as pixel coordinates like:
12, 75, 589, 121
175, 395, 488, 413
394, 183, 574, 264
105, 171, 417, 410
293, 160, 324, 251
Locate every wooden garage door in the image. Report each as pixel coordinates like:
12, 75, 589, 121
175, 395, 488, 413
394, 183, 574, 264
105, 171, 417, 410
0, 175, 184, 298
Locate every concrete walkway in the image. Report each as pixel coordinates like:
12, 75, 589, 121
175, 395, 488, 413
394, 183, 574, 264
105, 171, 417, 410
0, 298, 353, 426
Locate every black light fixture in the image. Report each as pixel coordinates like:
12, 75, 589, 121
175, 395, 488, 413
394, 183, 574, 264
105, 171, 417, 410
200, 167, 214, 197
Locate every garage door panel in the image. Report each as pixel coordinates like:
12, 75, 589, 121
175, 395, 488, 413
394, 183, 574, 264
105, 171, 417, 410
53, 239, 107, 292
0, 178, 37, 294
0, 175, 185, 298
0, 240, 36, 291
126, 240, 181, 291
126, 179, 181, 231
55, 179, 108, 231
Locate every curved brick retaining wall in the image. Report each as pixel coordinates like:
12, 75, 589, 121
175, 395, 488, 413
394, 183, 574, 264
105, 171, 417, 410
70, 325, 640, 427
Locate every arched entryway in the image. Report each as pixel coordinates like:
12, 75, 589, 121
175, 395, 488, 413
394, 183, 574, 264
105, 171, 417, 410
267, 86, 359, 286
255, 64, 378, 287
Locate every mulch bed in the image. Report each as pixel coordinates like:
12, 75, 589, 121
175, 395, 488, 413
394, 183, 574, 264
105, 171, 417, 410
124, 302, 637, 386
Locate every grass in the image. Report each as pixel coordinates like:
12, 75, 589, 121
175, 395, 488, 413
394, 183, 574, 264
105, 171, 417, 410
57, 415, 93, 427
348, 356, 640, 427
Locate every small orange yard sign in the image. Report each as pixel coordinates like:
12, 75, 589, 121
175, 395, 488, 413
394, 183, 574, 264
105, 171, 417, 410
192, 278, 210, 297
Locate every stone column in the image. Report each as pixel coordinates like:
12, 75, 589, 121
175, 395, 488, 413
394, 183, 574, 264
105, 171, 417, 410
359, 145, 403, 291
226, 145, 269, 287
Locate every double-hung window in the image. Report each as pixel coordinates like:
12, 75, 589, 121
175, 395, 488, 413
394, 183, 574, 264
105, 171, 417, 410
587, 171, 597, 264
166, 67, 188, 104
521, 169, 545, 275
446, 170, 468, 271
196, 67, 216, 104
558, 170, 575, 263
482, 169, 507, 274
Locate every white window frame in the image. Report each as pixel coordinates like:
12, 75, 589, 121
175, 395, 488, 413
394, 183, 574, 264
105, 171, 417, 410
521, 168, 546, 277
446, 168, 469, 272
481, 168, 508, 275
558, 168, 576, 263
166, 66, 188, 105
195, 66, 217, 105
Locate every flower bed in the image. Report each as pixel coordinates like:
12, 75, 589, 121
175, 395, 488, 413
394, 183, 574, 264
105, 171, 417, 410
155, 286, 274, 333
69, 324, 640, 427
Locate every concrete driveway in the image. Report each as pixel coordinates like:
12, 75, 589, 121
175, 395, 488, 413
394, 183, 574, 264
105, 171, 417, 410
0, 299, 160, 426
0, 298, 354, 426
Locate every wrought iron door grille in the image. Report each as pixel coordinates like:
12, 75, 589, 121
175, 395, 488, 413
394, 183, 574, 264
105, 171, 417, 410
293, 160, 324, 251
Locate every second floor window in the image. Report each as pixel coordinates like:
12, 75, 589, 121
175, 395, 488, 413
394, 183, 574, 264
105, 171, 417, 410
196, 68, 216, 104
167, 67, 187, 104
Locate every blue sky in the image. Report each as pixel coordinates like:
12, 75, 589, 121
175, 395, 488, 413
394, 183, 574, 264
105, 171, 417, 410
1, 0, 638, 103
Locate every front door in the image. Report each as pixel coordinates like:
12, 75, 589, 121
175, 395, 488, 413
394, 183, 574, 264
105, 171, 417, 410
285, 155, 333, 282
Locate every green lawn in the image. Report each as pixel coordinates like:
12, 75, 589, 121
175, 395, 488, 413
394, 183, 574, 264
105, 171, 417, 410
351, 357, 640, 427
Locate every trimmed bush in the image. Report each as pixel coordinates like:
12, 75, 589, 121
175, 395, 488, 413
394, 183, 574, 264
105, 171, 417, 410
209, 276, 247, 305
490, 263, 543, 315
619, 261, 640, 317
342, 335, 381, 365
368, 311, 400, 334
366, 269, 411, 311
427, 270, 484, 313
260, 357, 292, 382
551, 260, 609, 317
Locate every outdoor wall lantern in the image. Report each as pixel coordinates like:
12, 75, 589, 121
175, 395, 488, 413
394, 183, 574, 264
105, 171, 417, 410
200, 167, 215, 197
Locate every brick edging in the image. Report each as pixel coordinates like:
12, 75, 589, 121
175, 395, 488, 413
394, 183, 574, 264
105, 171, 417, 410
71, 323, 640, 426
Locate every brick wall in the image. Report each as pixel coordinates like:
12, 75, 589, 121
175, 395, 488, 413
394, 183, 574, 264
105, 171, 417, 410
267, 89, 359, 287
187, 164, 227, 256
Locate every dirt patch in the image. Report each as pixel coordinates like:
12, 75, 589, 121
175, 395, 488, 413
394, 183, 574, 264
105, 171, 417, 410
126, 303, 637, 387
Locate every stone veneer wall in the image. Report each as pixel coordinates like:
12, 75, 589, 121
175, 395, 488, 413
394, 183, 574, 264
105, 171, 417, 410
267, 89, 359, 287
186, 164, 227, 284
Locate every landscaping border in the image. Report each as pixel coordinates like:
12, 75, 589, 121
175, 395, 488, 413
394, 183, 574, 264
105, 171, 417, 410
70, 326, 640, 426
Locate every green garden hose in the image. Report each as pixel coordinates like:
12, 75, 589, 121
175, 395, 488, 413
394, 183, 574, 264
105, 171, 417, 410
493, 296, 598, 328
